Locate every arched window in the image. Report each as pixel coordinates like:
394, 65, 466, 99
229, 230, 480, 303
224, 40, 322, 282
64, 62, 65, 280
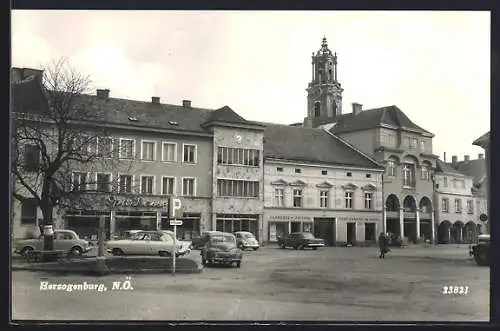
314, 102, 321, 117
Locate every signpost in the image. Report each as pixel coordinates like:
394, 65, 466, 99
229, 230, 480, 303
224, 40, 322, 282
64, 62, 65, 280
169, 197, 184, 275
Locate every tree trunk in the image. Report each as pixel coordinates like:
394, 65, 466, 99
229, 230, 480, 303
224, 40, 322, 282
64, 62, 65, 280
41, 204, 54, 251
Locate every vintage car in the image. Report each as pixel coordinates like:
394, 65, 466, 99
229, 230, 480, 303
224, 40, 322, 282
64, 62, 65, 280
470, 234, 490, 266
277, 232, 325, 250
191, 231, 223, 250
14, 229, 92, 256
161, 230, 191, 256
200, 232, 243, 267
235, 231, 260, 251
106, 231, 186, 257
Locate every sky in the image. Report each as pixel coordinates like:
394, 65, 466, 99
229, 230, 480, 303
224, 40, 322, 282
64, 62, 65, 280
11, 10, 490, 161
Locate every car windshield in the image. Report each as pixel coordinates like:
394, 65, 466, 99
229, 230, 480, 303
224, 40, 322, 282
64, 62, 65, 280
242, 233, 255, 239
210, 235, 236, 244
302, 233, 315, 239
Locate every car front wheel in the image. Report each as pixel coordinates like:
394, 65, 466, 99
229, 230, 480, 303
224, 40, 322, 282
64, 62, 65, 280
70, 246, 83, 256
279, 243, 286, 249
312, 247, 318, 251
21, 246, 34, 257
111, 248, 124, 256
474, 246, 489, 266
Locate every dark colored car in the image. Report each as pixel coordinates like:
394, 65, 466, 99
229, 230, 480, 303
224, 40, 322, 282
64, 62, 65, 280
277, 232, 325, 250
470, 234, 490, 266
201, 232, 243, 267
191, 231, 222, 250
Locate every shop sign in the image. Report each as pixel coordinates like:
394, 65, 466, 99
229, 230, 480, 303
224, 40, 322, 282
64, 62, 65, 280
337, 216, 381, 222
268, 215, 313, 222
105, 196, 168, 209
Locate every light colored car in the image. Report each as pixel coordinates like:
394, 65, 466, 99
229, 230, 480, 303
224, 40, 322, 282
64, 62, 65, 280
14, 229, 92, 256
106, 230, 183, 257
235, 231, 260, 251
161, 230, 191, 256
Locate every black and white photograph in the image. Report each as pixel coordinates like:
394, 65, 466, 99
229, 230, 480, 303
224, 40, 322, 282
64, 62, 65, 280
10, 10, 490, 322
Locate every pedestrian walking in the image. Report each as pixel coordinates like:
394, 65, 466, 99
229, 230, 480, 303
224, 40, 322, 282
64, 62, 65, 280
378, 232, 389, 259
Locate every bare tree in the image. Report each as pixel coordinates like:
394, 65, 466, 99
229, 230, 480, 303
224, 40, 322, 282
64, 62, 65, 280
11, 58, 139, 250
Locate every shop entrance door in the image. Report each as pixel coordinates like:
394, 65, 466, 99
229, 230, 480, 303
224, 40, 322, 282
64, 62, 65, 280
290, 222, 301, 233
347, 222, 356, 244
313, 218, 335, 246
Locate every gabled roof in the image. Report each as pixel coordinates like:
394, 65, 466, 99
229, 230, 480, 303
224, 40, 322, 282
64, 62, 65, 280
201, 105, 265, 130
206, 106, 248, 125
449, 159, 486, 185
11, 79, 262, 134
72, 95, 214, 133
261, 122, 383, 169
327, 105, 434, 137
435, 159, 467, 176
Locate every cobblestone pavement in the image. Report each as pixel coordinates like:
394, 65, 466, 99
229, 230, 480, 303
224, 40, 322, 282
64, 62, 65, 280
12, 244, 489, 321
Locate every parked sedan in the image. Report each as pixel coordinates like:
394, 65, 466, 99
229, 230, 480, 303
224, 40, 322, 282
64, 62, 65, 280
201, 232, 243, 267
14, 229, 92, 256
191, 231, 223, 250
106, 231, 183, 257
235, 231, 260, 251
277, 232, 325, 250
161, 230, 191, 256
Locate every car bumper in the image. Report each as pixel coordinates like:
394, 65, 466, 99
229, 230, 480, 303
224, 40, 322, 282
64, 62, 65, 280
211, 255, 241, 263
242, 244, 260, 248
306, 243, 325, 247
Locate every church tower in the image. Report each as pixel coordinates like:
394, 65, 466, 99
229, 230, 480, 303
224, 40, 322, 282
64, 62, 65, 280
304, 36, 344, 128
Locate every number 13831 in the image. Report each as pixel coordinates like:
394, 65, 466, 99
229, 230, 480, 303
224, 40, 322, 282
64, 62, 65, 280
442, 286, 469, 295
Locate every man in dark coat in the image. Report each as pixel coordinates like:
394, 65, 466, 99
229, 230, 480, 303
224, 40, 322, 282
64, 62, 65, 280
378, 232, 389, 259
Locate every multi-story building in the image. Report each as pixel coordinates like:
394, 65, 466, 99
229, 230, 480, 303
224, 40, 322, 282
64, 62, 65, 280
434, 158, 481, 243
262, 123, 385, 245
472, 131, 490, 230
10, 67, 265, 241
298, 37, 439, 244
447, 153, 489, 236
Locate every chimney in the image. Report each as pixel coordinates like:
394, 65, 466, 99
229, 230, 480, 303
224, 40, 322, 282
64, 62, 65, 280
96, 89, 110, 99
464, 155, 470, 162
478, 153, 484, 160
151, 96, 160, 104
443, 152, 447, 162
182, 100, 191, 108
452, 155, 457, 164
352, 103, 362, 115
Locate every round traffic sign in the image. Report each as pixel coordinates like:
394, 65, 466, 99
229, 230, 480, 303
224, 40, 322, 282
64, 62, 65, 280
480, 213, 488, 222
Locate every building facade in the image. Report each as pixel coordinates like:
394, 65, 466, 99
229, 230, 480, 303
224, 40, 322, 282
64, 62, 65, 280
300, 38, 438, 244
11, 68, 265, 241
262, 123, 385, 245
434, 159, 482, 243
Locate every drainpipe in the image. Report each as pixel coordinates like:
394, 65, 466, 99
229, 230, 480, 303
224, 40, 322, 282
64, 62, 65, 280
381, 173, 386, 235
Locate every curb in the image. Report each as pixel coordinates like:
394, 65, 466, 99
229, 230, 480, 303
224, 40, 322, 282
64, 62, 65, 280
12, 264, 204, 275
